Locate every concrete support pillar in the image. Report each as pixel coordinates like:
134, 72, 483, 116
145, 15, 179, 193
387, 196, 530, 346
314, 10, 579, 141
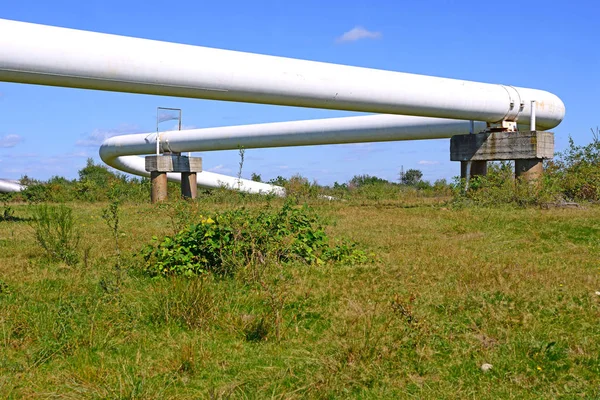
145, 155, 202, 203
460, 161, 487, 180
150, 171, 168, 203
181, 172, 197, 199
515, 159, 543, 182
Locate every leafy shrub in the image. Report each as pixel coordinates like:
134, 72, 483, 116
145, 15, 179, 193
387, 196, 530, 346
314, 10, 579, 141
546, 130, 600, 201
21, 182, 51, 203
453, 131, 600, 206
30, 204, 80, 265
284, 174, 321, 201
141, 200, 373, 277
452, 161, 559, 207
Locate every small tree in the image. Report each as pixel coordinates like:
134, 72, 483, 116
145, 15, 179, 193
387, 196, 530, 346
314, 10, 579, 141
349, 174, 389, 187
79, 158, 115, 186
251, 172, 262, 182
268, 176, 288, 186
400, 169, 423, 186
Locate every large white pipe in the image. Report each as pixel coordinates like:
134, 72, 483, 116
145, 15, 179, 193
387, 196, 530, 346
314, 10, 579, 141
99, 114, 488, 193
0, 18, 565, 129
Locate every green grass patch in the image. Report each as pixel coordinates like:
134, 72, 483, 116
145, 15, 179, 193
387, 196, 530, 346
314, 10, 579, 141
0, 198, 599, 398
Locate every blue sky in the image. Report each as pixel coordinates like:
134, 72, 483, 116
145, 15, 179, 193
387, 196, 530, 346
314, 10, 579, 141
0, 0, 598, 185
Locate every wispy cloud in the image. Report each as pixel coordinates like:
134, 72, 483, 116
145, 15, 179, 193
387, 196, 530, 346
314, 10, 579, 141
0, 150, 91, 179
0, 134, 23, 148
76, 124, 141, 147
336, 26, 382, 43
41, 151, 90, 165
207, 164, 233, 173
1, 152, 39, 159
418, 160, 440, 165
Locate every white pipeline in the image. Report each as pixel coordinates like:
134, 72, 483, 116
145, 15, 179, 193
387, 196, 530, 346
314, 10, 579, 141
0, 18, 565, 129
99, 114, 488, 193
0, 179, 24, 193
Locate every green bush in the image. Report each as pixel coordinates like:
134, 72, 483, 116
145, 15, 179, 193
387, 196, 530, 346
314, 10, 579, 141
453, 132, 600, 206
30, 204, 80, 265
141, 200, 373, 277
546, 131, 600, 202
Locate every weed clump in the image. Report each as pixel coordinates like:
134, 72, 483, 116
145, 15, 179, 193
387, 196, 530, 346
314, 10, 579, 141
30, 204, 80, 266
141, 200, 372, 277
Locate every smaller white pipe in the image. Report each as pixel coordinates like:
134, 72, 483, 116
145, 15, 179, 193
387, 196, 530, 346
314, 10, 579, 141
530, 100, 537, 131
0, 179, 24, 193
107, 154, 285, 195
99, 114, 492, 195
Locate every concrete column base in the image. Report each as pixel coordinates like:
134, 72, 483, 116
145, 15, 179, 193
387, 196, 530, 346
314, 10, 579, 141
145, 155, 202, 203
150, 171, 168, 203
460, 161, 487, 180
181, 172, 197, 199
515, 159, 543, 182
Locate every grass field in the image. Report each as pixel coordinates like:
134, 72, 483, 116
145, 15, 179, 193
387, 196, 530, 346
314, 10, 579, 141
1, 197, 599, 399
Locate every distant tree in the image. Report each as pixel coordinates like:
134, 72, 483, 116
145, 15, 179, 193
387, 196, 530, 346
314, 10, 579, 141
333, 181, 348, 190
78, 158, 116, 186
268, 176, 288, 186
47, 176, 73, 185
250, 172, 262, 182
400, 169, 423, 186
433, 178, 449, 189
349, 174, 389, 187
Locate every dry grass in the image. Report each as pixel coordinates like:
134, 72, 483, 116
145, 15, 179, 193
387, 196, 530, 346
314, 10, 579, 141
1, 198, 599, 398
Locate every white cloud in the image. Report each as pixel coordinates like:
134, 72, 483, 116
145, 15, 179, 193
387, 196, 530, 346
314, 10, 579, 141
207, 164, 233, 173
2, 152, 39, 159
0, 134, 23, 148
336, 26, 382, 43
76, 124, 140, 147
418, 160, 440, 165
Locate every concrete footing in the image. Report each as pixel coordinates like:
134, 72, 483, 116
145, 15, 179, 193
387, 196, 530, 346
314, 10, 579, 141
145, 154, 202, 203
451, 131, 553, 183
460, 161, 488, 180
181, 172, 198, 199
515, 159, 544, 181
150, 171, 168, 203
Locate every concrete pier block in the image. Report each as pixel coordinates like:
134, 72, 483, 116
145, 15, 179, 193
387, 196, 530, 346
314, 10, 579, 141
515, 159, 543, 182
460, 161, 487, 180
145, 155, 202, 173
150, 171, 168, 203
145, 155, 202, 203
451, 131, 554, 162
181, 172, 197, 199
451, 131, 554, 186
